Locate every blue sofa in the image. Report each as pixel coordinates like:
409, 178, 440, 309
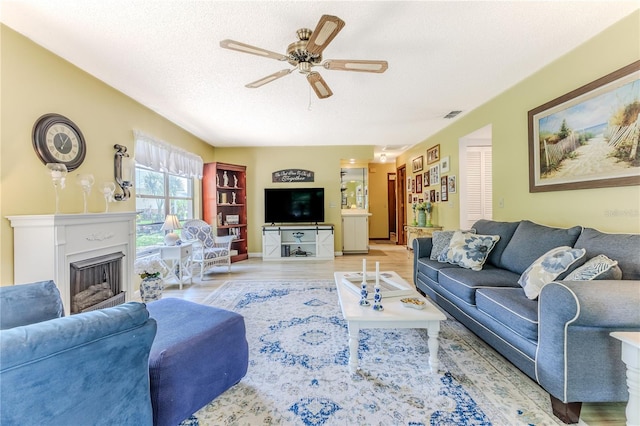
0, 280, 157, 425
413, 220, 640, 423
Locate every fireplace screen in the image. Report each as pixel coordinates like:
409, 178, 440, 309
70, 252, 126, 314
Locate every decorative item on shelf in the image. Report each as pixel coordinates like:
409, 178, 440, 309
233, 175, 238, 188
46, 163, 67, 214
217, 212, 223, 227
372, 261, 384, 311
101, 182, 116, 213
231, 192, 237, 204
411, 203, 418, 226
292, 231, 304, 243
226, 214, 239, 225
113, 144, 133, 201
135, 257, 164, 302
220, 192, 228, 204
161, 214, 182, 246
223, 170, 229, 187
415, 201, 432, 227
76, 174, 94, 213
359, 259, 370, 306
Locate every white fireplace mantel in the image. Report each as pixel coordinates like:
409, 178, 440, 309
7, 212, 137, 315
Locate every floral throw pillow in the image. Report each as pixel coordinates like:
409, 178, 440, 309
431, 229, 476, 260
438, 231, 500, 271
564, 254, 622, 281
518, 246, 586, 300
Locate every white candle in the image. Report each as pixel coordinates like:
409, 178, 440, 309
362, 258, 366, 277
51, 171, 62, 178
375, 262, 380, 287
81, 179, 89, 186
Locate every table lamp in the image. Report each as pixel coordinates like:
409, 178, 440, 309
161, 214, 181, 246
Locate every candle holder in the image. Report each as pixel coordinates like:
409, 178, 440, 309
46, 163, 67, 214
372, 285, 384, 311
372, 261, 384, 311
76, 174, 94, 213
359, 278, 370, 306
101, 182, 116, 213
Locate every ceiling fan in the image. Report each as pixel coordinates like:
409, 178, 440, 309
220, 15, 388, 99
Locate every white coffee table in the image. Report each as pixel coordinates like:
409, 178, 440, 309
334, 271, 446, 374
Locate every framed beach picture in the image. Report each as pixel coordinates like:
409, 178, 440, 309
528, 60, 640, 192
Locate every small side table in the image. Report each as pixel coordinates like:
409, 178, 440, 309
610, 331, 640, 426
405, 225, 442, 255
159, 243, 193, 289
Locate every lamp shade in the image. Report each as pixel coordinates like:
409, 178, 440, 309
161, 214, 181, 245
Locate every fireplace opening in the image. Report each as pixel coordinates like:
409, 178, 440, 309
70, 252, 126, 314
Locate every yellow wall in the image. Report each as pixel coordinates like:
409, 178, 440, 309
209, 146, 373, 255
0, 26, 214, 284
398, 11, 640, 233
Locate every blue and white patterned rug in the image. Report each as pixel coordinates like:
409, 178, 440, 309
192, 280, 562, 425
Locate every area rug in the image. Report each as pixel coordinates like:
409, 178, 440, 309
193, 280, 563, 426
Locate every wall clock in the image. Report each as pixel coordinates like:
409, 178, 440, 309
32, 113, 87, 171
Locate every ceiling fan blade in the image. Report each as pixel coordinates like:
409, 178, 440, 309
307, 72, 333, 99
220, 39, 288, 61
322, 59, 388, 73
245, 69, 292, 88
305, 15, 345, 56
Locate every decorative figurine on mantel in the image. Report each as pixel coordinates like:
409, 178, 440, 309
292, 232, 304, 243
223, 171, 229, 187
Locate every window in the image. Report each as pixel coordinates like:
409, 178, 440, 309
135, 165, 195, 255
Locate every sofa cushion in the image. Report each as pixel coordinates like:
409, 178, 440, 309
573, 228, 640, 280
438, 266, 521, 305
518, 246, 586, 300
430, 229, 476, 260
564, 254, 623, 281
472, 219, 520, 269
438, 231, 500, 271
476, 288, 538, 341
0, 280, 64, 330
500, 220, 583, 275
416, 257, 458, 283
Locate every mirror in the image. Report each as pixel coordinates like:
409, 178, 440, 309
341, 168, 368, 210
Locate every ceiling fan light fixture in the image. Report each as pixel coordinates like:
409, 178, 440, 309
380, 153, 387, 163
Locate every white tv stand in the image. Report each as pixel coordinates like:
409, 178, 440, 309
262, 224, 334, 260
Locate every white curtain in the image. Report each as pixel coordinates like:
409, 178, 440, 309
134, 130, 204, 179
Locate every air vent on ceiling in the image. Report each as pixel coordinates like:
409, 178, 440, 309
444, 110, 462, 119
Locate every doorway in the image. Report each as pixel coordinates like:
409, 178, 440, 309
459, 125, 493, 229
387, 173, 397, 241
396, 165, 407, 246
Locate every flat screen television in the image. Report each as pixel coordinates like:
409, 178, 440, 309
264, 188, 325, 224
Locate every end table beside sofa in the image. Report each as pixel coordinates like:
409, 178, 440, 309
413, 219, 640, 424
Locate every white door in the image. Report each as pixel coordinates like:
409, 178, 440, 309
459, 125, 493, 229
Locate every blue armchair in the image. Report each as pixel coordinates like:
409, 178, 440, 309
0, 280, 157, 425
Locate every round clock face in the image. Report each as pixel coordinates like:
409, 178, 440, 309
32, 113, 86, 171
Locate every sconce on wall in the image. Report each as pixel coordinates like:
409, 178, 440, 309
114, 144, 133, 201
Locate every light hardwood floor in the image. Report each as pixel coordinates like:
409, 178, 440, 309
159, 240, 626, 426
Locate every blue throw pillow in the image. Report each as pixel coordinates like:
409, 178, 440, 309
564, 254, 622, 281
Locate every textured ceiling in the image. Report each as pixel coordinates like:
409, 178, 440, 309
2, 1, 639, 162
